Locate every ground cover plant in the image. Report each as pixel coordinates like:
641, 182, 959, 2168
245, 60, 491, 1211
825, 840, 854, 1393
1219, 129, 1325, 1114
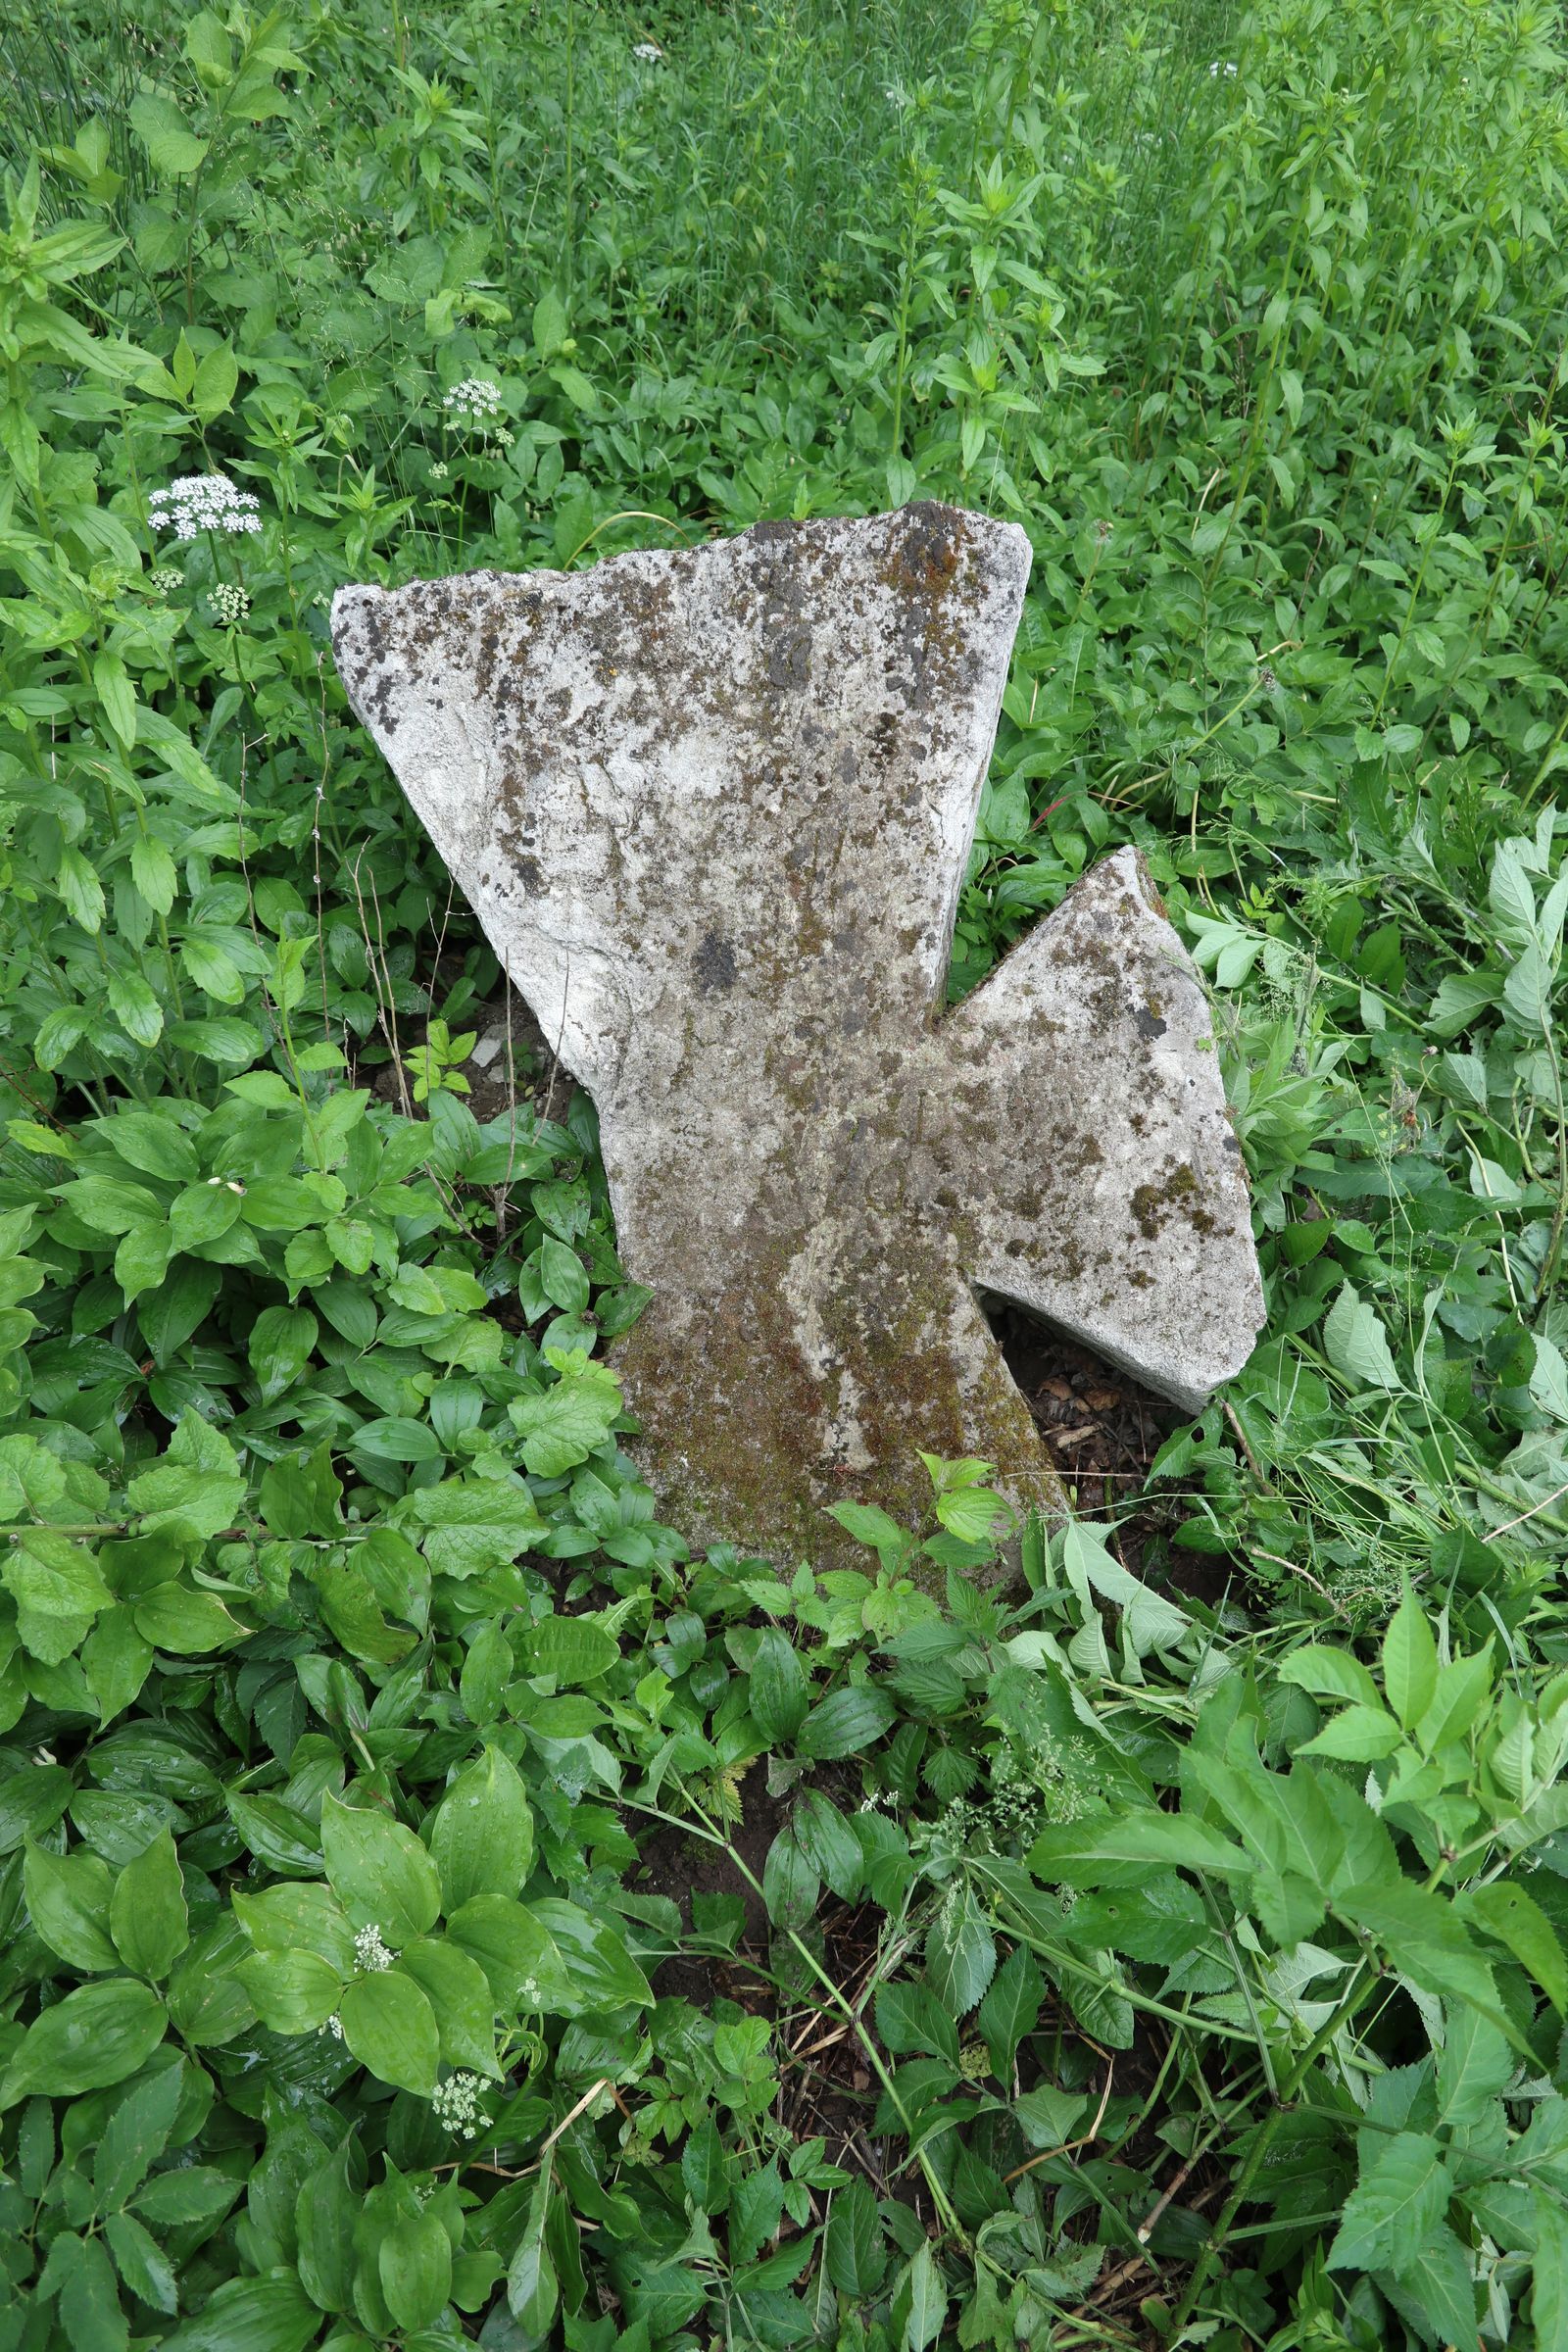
1, 0, 1568, 2344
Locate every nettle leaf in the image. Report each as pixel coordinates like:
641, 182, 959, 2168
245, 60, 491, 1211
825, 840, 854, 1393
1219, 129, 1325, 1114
508, 1348, 622, 1475
926, 1884, 997, 2016
1326, 2131, 1448, 2273
406, 1476, 546, 1575
1457, 1880, 1568, 2015
825, 2176, 886, 2295
95, 2062, 184, 2212
1, 1527, 113, 1660
1382, 1592, 1438, 1732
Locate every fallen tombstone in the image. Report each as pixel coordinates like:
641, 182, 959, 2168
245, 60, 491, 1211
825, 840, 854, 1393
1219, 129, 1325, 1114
333, 504, 1264, 1567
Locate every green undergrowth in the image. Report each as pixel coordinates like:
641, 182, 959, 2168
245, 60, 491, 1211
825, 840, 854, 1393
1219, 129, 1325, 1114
1, 0, 1568, 2345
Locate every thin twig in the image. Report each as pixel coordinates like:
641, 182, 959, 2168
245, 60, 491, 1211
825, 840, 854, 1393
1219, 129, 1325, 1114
1002, 2060, 1114, 2184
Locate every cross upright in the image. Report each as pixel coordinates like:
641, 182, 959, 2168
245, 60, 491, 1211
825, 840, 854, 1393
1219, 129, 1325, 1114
333, 503, 1263, 1566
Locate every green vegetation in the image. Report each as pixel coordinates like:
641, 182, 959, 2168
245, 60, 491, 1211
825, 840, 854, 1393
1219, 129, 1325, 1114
2, 0, 1568, 2344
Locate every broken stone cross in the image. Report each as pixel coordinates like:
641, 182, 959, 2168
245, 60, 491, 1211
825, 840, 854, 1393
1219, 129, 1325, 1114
332, 503, 1263, 1566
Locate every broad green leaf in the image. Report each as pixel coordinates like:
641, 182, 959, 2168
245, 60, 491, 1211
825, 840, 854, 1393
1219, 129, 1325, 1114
1323, 1282, 1401, 1392
295, 2137, 360, 2314
1436, 2005, 1512, 2126
132, 1582, 244, 1653
378, 2205, 453, 2331
320, 1790, 442, 1943
396, 1936, 500, 2076
797, 1683, 895, 1760
1, 1528, 113, 1661
1533, 2190, 1568, 2349
23, 1837, 118, 1972
506, 2171, 557, 2334
748, 1627, 808, 1742
407, 1477, 545, 1575
681, 2116, 729, 2213
517, 1612, 617, 1685
336, 1966, 440, 2094
158, 2269, 320, 2352
1415, 1644, 1494, 1754
109, 1828, 188, 1981
762, 1826, 819, 1933
236, 1947, 344, 2033
428, 1743, 534, 1909
978, 1943, 1044, 2080
899, 2240, 948, 2351
233, 1882, 356, 1972
1, 1978, 167, 2103
1277, 1644, 1381, 1709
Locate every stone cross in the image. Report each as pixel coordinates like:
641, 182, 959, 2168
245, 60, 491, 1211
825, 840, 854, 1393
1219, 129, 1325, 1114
332, 505, 1263, 1566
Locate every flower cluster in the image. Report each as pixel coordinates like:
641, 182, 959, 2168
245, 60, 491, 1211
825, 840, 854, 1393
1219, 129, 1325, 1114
148, 473, 262, 541
147, 566, 183, 596
209, 582, 250, 627
632, 41, 662, 63
354, 1922, 394, 1972
431, 2071, 490, 2139
442, 377, 503, 428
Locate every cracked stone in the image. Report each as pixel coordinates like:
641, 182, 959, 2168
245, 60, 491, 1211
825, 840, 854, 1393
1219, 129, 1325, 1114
332, 502, 1264, 1569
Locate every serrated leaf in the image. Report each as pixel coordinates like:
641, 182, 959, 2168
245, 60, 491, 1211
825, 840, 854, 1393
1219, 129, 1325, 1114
1326, 2132, 1447, 2272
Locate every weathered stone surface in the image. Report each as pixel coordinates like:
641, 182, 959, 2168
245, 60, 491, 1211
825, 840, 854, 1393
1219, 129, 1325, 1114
332, 504, 1263, 1564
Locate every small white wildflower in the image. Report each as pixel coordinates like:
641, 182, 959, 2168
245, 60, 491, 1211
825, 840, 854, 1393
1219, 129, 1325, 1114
147, 566, 183, 595
429, 461, 449, 481
519, 1974, 543, 2008
431, 2070, 490, 2139
441, 377, 503, 431
354, 1922, 394, 1973
210, 581, 250, 627
1208, 60, 1238, 76
147, 472, 263, 542
885, 82, 908, 108
320, 2012, 344, 2039
632, 41, 662, 63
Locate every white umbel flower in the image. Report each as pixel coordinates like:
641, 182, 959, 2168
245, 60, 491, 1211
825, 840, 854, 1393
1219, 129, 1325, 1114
148, 473, 263, 542
632, 41, 662, 63
431, 2070, 490, 2138
354, 1922, 394, 1972
442, 377, 503, 427
210, 582, 250, 626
